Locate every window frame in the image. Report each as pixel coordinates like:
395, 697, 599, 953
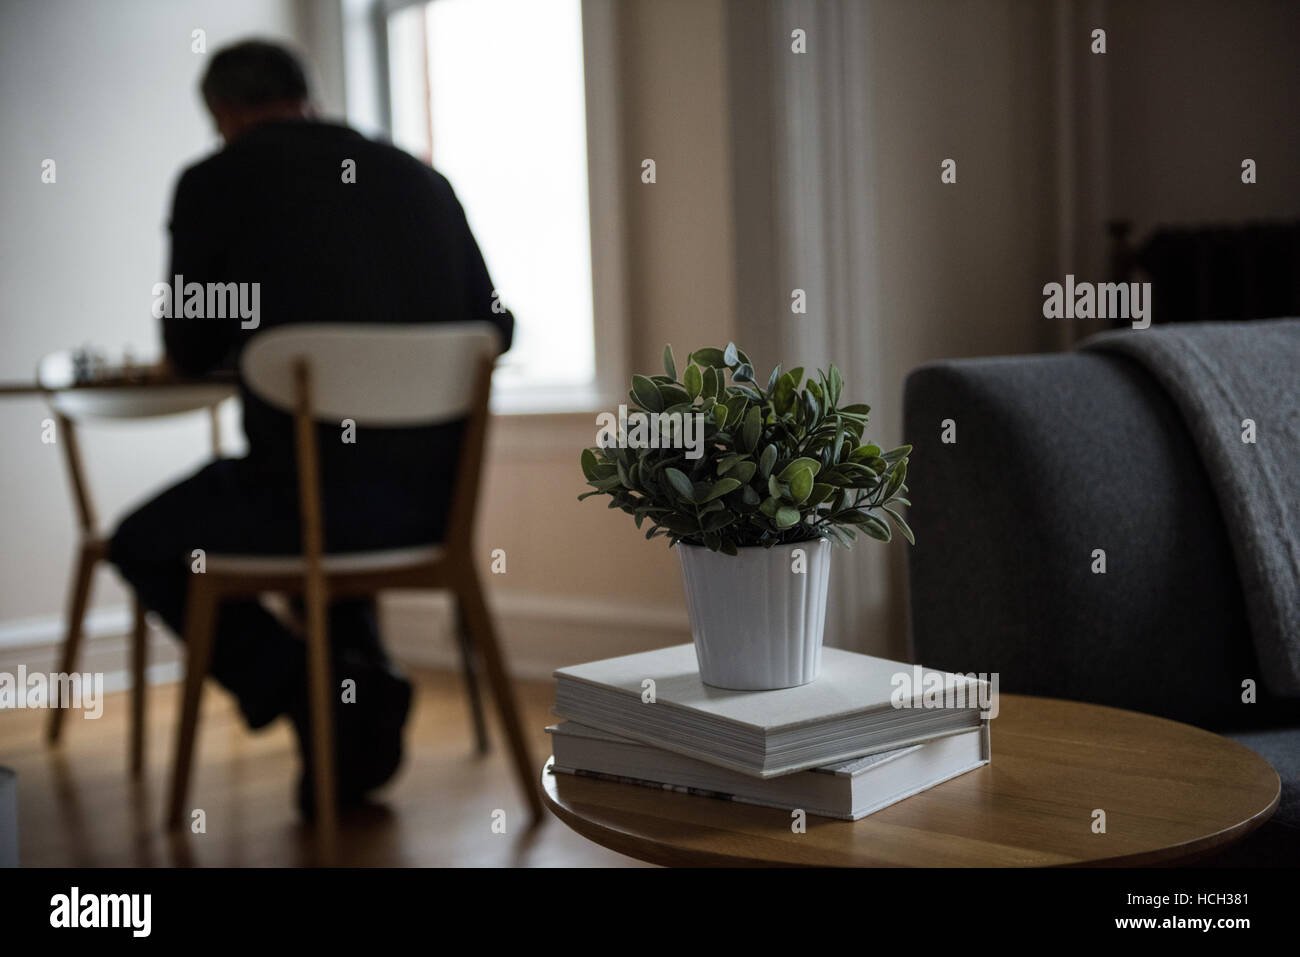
341, 0, 628, 416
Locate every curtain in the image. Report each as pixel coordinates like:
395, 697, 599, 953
726, 0, 897, 655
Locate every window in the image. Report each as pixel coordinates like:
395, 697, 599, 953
385, 0, 598, 407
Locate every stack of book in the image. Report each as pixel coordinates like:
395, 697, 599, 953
549, 643, 990, 821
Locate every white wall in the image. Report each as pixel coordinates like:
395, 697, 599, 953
0, 0, 304, 638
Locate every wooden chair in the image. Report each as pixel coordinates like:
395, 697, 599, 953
39, 352, 231, 777
164, 323, 541, 863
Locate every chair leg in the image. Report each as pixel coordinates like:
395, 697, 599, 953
47, 542, 98, 745
455, 567, 542, 822
166, 578, 218, 829
455, 619, 490, 754
303, 582, 337, 864
129, 598, 148, 778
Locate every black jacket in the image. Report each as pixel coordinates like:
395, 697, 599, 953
161, 119, 513, 532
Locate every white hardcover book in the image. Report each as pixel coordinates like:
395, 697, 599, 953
548, 721, 991, 821
553, 644, 989, 777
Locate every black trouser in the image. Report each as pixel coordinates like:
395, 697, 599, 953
109, 457, 444, 729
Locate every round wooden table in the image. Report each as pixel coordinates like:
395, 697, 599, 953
541, 694, 1279, 866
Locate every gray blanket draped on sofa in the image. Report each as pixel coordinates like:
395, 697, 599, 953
1082, 319, 1300, 697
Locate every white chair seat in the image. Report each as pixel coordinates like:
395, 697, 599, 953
204, 544, 443, 577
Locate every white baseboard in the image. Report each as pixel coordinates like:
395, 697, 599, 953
0, 606, 135, 650
0, 591, 691, 690
0, 609, 182, 694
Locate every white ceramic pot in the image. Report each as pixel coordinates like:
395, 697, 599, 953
676, 538, 831, 690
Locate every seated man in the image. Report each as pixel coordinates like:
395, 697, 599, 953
110, 39, 513, 815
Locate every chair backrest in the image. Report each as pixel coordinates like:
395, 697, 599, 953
240, 322, 500, 426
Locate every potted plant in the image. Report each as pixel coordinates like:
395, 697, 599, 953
579, 343, 913, 691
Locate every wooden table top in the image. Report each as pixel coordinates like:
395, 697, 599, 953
0, 366, 237, 396
541, 694, 1280, 867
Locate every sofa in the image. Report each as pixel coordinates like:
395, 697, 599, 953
904, 346, 1300, 865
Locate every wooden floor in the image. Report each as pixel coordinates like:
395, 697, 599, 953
0, 668, 648, 867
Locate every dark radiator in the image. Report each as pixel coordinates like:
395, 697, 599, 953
1108, 219, 1300, 326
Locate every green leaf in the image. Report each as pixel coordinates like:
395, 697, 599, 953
580, 448, 600, 481
701, 510, 737, 531
725, 394, 749, 424
663, 345, 677, 380
631, 374, 664, 412
664, 467, 695, 502
716, 453, 743, 476
730, 461, 756, 484
883, 505, 915, 545
777, 457, 821, 482
766, 363, 783, 394
845, 511, 891, 541
828, 364, 843, 406
702, 366, 719, 403
803, 388, 821, 427
884, 460, 908, 500
825, 524, 856, 547
664, 513, 699, 535
712, 403, 729, 427
691, 347, 728, 369
758, 444, 778, 479
741, 485, 761, 506
658, 382, 690, 407
742, 406, 761, 452
683, 363, 702, 399
701, 477, 742, 502
812, 483, 837, 505
773, 372, 796, 414
788, 466, 814, 504
723, 342, 739, 367
774, 506, 801, 528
